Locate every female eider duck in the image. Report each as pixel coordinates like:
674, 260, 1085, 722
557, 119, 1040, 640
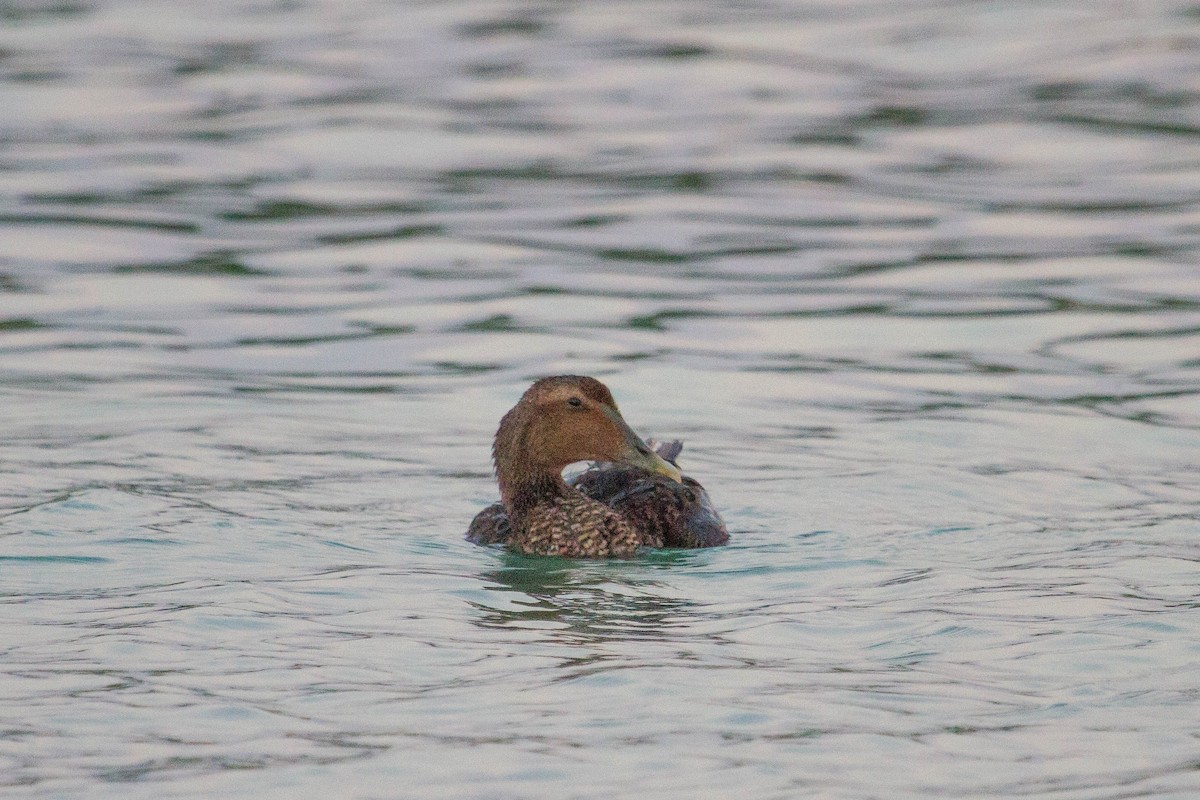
466, 375, 727, 557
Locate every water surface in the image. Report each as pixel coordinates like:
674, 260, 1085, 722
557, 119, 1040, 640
2, 1, 1199, 798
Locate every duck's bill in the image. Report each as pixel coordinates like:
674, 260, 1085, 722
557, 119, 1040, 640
631, 447, 684, 483
603, 407, 684, 483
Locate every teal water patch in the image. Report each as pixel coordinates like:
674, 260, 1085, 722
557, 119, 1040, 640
0, 554, 110, 564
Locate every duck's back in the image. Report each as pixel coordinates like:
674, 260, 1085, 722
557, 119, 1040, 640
572, 466, 728, 548
508, 494, 643, 557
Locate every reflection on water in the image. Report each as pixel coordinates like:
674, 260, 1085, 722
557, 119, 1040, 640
474, 557, 703, 655
2, 0, 1199, 797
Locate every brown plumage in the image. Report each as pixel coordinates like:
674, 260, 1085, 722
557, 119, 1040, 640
466, 375, 727, 557
572, 442, 728, 548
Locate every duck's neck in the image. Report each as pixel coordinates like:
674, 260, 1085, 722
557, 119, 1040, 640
493, 407, 574, 517
500, 470, 570, 516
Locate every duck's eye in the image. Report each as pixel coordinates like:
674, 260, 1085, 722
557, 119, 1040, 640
567, 397, 583, 408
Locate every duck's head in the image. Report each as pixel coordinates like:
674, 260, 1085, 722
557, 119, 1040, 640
493, 375, 682, 506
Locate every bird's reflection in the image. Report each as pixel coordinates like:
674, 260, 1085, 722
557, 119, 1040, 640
469, 548, 706, 646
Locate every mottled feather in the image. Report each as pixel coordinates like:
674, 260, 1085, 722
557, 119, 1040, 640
573, 455, 727, 548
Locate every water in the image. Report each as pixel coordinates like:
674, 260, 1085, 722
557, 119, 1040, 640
2, 0, 1199, 797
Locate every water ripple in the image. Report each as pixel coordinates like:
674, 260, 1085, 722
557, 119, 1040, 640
2, 1, 1199, 798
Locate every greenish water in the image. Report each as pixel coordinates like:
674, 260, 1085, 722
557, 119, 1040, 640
2, 1, 1199, 798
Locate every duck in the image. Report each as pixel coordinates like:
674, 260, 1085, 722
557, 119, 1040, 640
466, 375, 728, 557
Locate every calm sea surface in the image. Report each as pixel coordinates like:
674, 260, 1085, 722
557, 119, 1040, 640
2, 1, 1199, 798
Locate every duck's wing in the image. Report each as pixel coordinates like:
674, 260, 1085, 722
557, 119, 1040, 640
572, 445, 728, 549
466, 502, 511, 544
